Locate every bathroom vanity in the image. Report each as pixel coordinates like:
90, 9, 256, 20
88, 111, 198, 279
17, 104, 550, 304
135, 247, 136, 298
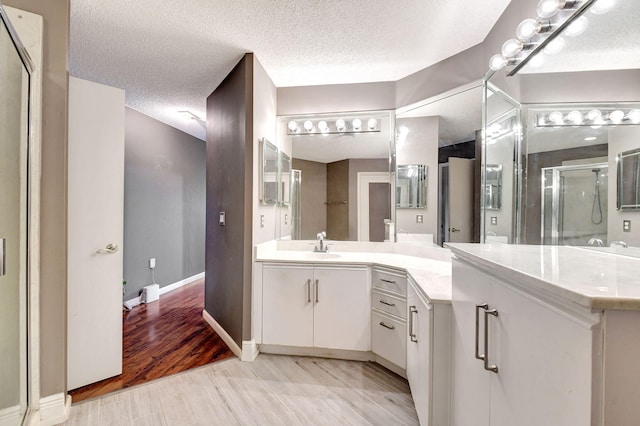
254, 240, 452, 426
447, 243, 640, 426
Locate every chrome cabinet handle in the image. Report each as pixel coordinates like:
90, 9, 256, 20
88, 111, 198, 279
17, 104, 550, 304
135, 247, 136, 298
450, 227, 461, 233
484, 308, 499, 373
379, 321, 395, 330
409, 306, 418, 343
379, 299, 396, 307
315, 279, 319, 303
96, 243, 119, 254
0, 238, 6, 276
475, 304, 488, 360
306, 279, 311, 303
380, 278, 397, 284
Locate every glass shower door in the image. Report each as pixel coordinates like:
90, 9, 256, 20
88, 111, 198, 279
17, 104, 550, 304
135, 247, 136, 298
542, 163, 608, 246
0, 9, 31, 424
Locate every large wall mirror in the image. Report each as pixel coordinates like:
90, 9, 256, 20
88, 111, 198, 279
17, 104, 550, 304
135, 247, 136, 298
276, 111, 394, 242
483, 0, 640, 248
618, 148, 640, 210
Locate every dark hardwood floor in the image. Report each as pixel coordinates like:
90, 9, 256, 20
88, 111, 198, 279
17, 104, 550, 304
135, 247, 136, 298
69, 279, 234, 403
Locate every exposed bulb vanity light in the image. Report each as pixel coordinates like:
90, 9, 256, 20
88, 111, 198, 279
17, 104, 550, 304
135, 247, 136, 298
367, 118, 377, 130
549, 111, 565, 125
303, 120, 314, 132
587, 109, 602, 121
352, 118, 362, 131
516, 18, 548, 40
335, 119, 346, 132
563, 15, 588, 37
318, 120, 329, 133
537, 0, 576, 19
543, 36, 566, 55
288, 120, 299, 132
609, 110, 624, 124
590, 0, 616, 15
502, 39, 525, 57
489, 54, 509, 71
536, 107, 640, 128
627, 109, 640, 124
566, 110, 583, 125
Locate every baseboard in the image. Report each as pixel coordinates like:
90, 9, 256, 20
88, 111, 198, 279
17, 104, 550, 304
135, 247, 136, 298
0, 405, 21, 426
124, 272, 205, 308
259, 345, 376, 362
202, 310, 242, 358
39, 393, 71, 426
241, 340, 259, 362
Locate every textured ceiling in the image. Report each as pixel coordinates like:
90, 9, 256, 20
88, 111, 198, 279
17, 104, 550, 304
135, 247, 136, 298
70, 0, 512, 141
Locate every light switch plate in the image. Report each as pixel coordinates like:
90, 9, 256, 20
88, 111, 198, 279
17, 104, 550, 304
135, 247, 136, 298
416, 214, 423, 224
284, 214, 288, 225
491, 216, 497, 225
260, 215, 265, 228
623, 220, 631, 232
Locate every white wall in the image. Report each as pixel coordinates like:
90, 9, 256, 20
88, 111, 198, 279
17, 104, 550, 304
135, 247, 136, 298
395, 116, 439, 240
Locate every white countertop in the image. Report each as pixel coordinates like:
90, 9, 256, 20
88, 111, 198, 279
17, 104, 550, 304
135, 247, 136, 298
446, 243, 640, 310
255, 241, 453, 303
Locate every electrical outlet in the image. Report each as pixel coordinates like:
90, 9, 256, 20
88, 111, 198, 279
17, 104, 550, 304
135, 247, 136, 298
623, 220, 631, 232
416, 214, 423, 224
284, 214, 288, 225
491, 216, 498, 225
260, 215, 265, 228
149, 258, 156, 269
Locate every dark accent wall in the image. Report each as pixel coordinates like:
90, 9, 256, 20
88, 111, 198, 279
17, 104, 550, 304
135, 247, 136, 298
292, 158, 327, 239
326, 160, 349, 240
123, 108, 205, 300
205, 54, 254, 346
438, 140, 475, 164
524, 144, 608, 244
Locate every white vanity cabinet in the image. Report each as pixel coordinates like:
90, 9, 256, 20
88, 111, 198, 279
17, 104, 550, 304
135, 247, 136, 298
262, 263, 370, 351
407, 277, 451, 426
451, 258, 595, 426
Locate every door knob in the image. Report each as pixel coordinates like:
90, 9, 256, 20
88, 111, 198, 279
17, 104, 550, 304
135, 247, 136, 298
449, 227, 461, 233
96, 243, 119, 254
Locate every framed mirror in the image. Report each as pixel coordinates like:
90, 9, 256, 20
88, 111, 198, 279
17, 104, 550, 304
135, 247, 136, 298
279, 151, 291, 206
617, 148, 640, 210
484, 164, 502, 210
260, 138, 278, 205
396, 164, 427, 208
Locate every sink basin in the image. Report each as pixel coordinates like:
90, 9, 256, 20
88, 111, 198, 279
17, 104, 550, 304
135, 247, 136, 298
302, 252, 342, 260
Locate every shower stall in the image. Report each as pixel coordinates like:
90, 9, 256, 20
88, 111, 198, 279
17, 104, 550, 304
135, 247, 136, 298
541, 162, 608, 246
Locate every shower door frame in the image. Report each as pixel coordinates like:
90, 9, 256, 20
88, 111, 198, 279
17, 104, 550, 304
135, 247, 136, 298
540, 162, 608, 245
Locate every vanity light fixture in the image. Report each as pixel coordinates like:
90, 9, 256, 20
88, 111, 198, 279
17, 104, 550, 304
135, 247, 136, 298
352, 118, 362, 131
590, 0, 616, 15
318, 120, 329, 133
543, 36, 566, 55
367, 118, 377, 130
288, 120, 299, 132
516, 18, 551, 40
566, 110, 583, 125
303, 120, 314, 132
563, 15, 589, 36
335, 119, 346, 132
627, 109, 640, 124
285, 116, 383, 136
536, 107, 640, 128
609, 110, 624, 124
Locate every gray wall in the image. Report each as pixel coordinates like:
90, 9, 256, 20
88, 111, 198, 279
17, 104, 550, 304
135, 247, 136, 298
292, 158, 327, 240
123, 108, 206, 300
5, 0, 69, 397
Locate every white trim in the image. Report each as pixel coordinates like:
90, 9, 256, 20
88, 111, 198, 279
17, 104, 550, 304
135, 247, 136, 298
395, 80, 483, 115
159, 272, 204, 296
0, 405, 21, 426
202, 310, 242, 358
241, 340, 259, 362
38, 393, 70, 426
357, 172, 391, 241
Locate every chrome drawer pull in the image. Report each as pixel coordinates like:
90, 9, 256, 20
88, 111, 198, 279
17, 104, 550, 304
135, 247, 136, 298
484, 308, 499, 373
306, 279, 311, 303
315, 279, 319, 303
379, 299, 396, 307
379, 321, 395, 330
380, 278, 397, 284
409, 306, 418, 343
475, 304, 488, 360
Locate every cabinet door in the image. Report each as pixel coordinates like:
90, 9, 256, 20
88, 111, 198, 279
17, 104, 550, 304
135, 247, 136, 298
262, 264, 314, 347
451, 259, 491, 426
313, 266, 370, 351
488, 280, 593, 426
407, 283, 432, 426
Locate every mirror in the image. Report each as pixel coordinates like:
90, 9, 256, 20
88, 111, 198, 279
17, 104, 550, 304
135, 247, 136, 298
260, 138, 278, 205
277, 111, 394, 241
618, 148, 640, 210
484, 164, 502, 210
279, 151, 291, 206
396, 164, 427, 208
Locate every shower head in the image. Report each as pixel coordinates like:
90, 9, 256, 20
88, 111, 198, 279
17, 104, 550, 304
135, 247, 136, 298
592, 169, 601, 173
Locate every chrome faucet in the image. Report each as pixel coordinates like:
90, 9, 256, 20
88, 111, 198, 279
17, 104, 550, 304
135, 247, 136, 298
314, 231, 328, 252
610, 240, 628, 248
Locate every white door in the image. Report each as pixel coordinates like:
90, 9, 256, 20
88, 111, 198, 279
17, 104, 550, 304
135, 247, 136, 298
448, 158, 474, 243
262, 264, 314, 347
67, 77, 125, 390
357, 172, 391, 241
313, 266, 369, 351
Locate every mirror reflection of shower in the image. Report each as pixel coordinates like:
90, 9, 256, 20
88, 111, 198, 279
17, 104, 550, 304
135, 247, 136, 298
542, 162, 608, 246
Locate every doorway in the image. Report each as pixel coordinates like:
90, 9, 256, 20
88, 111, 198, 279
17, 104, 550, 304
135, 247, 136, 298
357, 172, 391, 241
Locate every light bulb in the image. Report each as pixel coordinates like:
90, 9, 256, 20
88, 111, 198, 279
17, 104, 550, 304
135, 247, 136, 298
537, 0, 564, 18
590, 0, 616, 15
527, 53, 545, 68
352, 119, 362, 131
502, 39, 524, 57
287, 120, 298, 132
318, 120, 329, 132
609, 110, 624, 124
335, 119, 346, 131
543, 36, 566, 55
303, 120, 314, 132
367, 118, 377, 130
489, 54, 508, 71
587, 109, 602, 121
516, 19, 542, 40
549, 111, 564, 125
537, 115, 547, 126
566, 110, 583, 125
564, 16, 588, 37
627, 109, 640, 124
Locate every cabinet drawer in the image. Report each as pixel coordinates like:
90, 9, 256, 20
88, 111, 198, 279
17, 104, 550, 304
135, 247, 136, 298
372, 310, 406, 369
372, 289, 407, 319
372, 267, 407, 296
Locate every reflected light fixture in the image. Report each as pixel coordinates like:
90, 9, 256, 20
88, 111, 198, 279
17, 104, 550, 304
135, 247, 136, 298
543, 36, 566, 55
564, 15, 589, 37
566, 110, 583, 124
318, 120, 329, 133
590, 0, 616, 14
609, 110, 624, 124
628, 109, 640, 124
536, 107, 640, 128
549, 111, 564, 125
367, 118, 377, 130
303, 120, 314, 132
352, 119, 362, 131
336, 119, 346, 132
288, 120, 299, 132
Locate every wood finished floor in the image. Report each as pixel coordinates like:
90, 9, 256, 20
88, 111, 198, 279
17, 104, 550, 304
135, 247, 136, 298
64, 354, 419, 426
69, 279, 234, 403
